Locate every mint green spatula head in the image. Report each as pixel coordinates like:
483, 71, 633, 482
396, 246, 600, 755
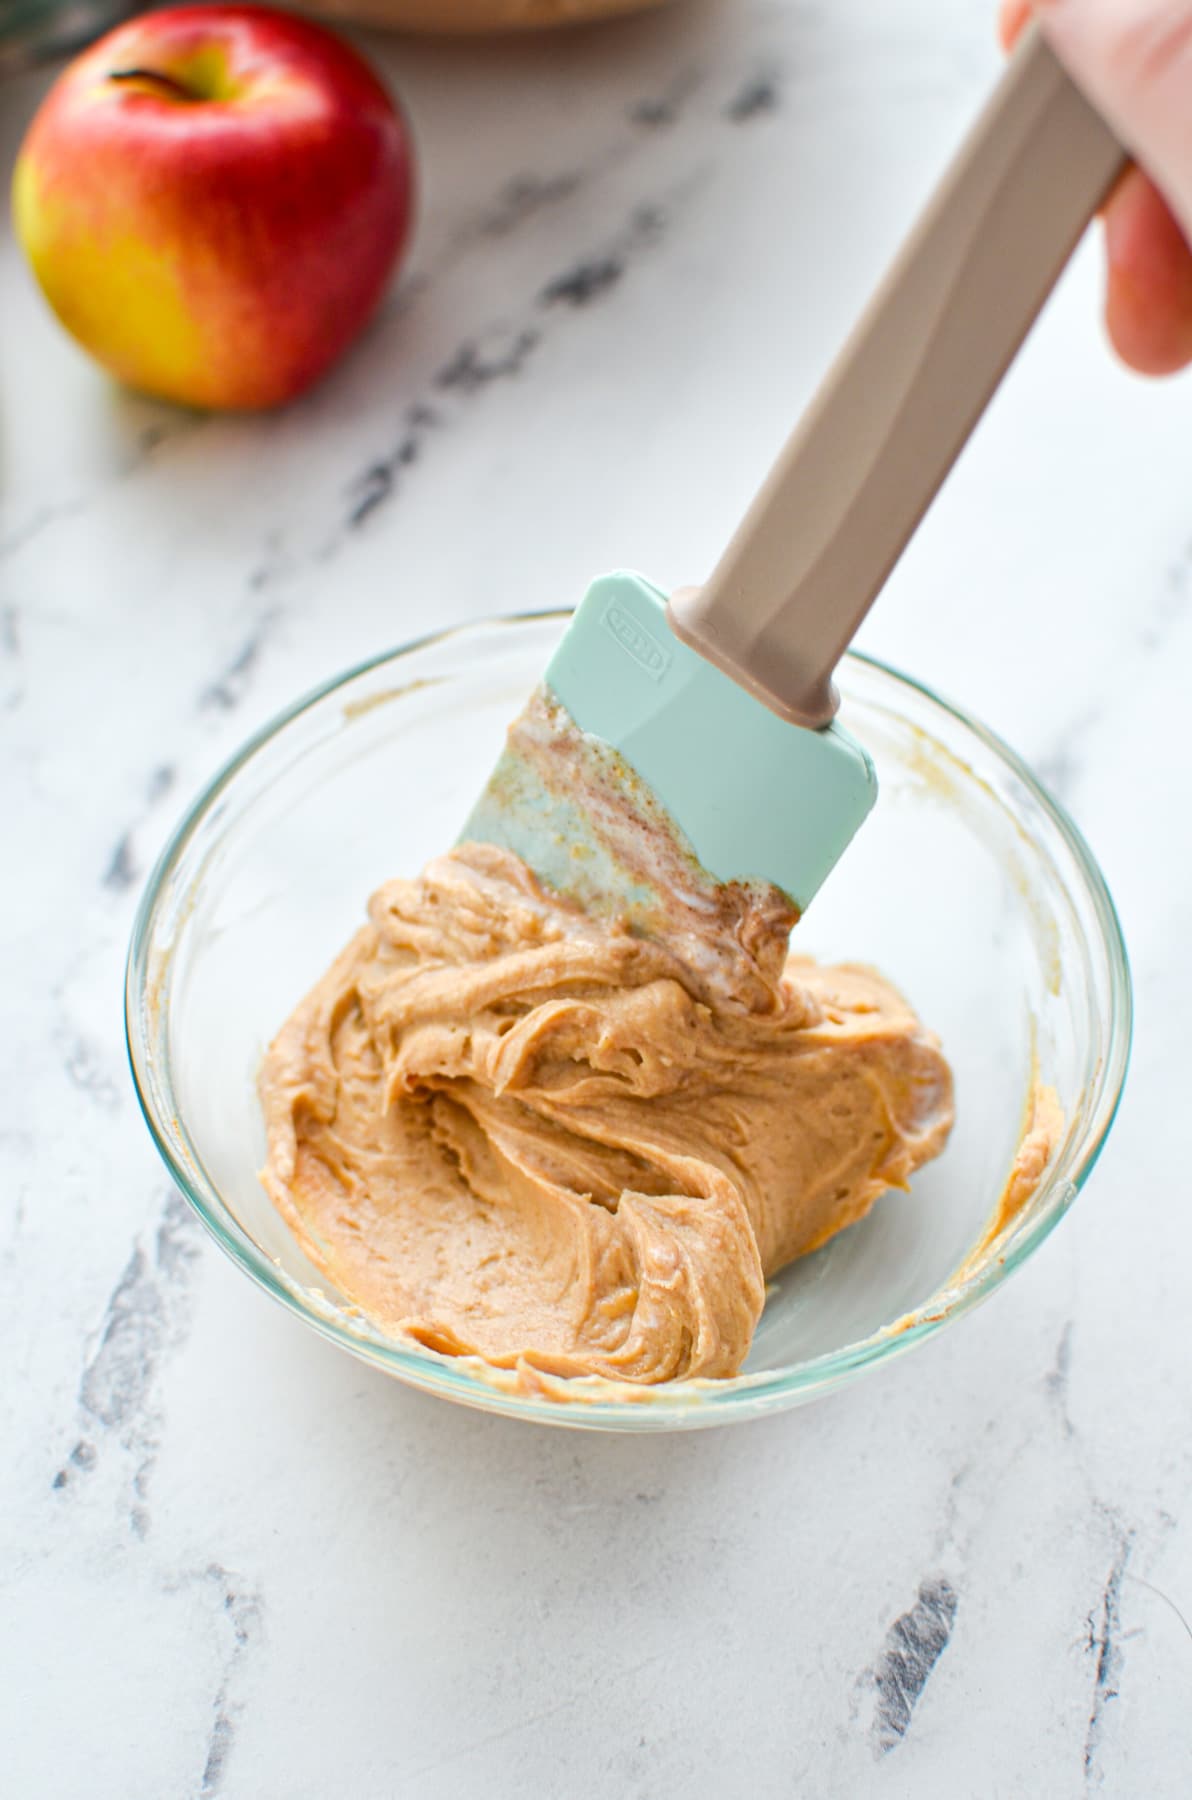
463, 573, 877, 917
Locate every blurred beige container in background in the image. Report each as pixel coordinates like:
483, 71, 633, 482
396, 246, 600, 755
303, 0, 670, 30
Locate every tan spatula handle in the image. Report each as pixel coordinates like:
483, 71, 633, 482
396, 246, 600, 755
668, 24, 1127, 730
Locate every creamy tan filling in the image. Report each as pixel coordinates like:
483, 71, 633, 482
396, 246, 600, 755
259, 838, 954, 1383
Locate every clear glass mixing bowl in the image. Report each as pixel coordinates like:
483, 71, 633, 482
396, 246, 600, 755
125, 614, 1131, 1430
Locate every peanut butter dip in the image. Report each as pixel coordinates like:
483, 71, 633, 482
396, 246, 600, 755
260, 771, 954, 1381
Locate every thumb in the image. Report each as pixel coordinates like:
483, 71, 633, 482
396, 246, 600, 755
1038, 0, 1192, 239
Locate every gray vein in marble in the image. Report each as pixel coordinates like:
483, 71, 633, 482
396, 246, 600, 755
47, 1187, 262, 1789
1083, 1527, 1133, 1788
51, 1438, 98, 1491
198, 1564, 265, 1799
862, 1575, 959, 1756
1140, 536, 1192, 651
61, 1031, 122, 1112
629, 96, 678, 130
475, 173, 584, 239
146, 762, 175, 801
231, 60, 781, 570
1015, 1324, 1178, 1787
538, 200, 665, 309
101, 763, 177, 892
304, 48, 789, 556
78, 1201, 189, 1424
55, 1191, 202, 1537
1045, 1318, 1075, 1439
103, 833, 138, 894
199, 606, 281, 713
437, 332, 540, 393
0, 413, 202, 567
335, 189, 690, 542
426, 60, 703, 278
1032, 706, 1102, 805
541, 256, 625, 308
0, 494, 89, 566
724, 72, 781, 122
426, 172, 586, 277
345, 402, 440, 529
627, 67, 701, 132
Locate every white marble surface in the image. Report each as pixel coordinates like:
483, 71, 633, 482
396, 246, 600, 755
3, 1, 1191, 1793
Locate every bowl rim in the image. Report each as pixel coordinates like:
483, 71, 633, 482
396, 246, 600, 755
124, 612, 1133, 1430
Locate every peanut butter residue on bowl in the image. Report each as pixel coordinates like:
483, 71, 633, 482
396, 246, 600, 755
259, 827, 954, 1383
954, 1075, 1065, 1279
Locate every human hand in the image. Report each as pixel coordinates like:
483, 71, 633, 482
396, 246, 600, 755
1000, 0, 1192, 373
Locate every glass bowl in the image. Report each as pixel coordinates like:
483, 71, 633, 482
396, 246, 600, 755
125, 614, 1130, 1430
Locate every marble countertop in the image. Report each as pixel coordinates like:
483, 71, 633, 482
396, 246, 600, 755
4, 2, 1191, 1793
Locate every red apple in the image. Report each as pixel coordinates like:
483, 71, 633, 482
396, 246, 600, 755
12, 4, 415, 410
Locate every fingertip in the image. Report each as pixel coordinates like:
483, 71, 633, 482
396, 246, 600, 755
1103, 171, 1192, 375
1106, 282, 1192, 375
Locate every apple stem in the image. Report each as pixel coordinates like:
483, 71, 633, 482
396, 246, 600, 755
108, 67, 198, 103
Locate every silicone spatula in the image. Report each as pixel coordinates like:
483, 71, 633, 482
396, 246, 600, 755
464, 26, 1125, 922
